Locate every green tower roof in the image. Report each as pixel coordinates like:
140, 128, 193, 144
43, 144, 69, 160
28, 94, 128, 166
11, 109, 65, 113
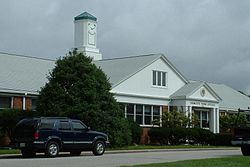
74, 12, 97, 21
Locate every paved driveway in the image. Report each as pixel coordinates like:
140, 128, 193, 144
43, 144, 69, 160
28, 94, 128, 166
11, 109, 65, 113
0, 149, 241, 167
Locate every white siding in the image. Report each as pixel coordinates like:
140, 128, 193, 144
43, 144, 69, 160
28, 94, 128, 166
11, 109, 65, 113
189, 86, 217, 102
111, 57, 186, 105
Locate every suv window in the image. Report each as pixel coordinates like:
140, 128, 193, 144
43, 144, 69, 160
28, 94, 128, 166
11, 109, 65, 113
58, 121, 71, 130
72, 121, 86, 131
15, 119, 38, 132
40, 119, 56, 130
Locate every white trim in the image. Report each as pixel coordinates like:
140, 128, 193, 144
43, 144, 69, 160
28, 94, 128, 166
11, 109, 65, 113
115, 92, 171, 101
74, 141, 92, 144
33, 141, 45, 144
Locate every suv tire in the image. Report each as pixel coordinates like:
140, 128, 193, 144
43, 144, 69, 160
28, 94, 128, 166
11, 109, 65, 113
92, 140, 105, 156
46, 141, 59, 157
21, 149, 36, 158
241, 145, 250, 156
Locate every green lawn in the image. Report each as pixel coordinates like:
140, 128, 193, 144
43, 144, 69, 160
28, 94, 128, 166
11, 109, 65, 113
108, 145, 232, 151
0, 149, 20, 155
122, 156, 250, 167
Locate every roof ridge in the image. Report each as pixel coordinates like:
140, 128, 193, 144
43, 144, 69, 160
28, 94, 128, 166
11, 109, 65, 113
0, 51, 55, 62
95, 53, 162, 62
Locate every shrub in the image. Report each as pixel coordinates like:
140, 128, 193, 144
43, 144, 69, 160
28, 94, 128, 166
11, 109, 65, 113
149, 127, 215, 145
127, 119, 143, 144
105, 117, 132, 147
149, 127, 170, 145
212, 133, 232, 146
0, 109, 38, 139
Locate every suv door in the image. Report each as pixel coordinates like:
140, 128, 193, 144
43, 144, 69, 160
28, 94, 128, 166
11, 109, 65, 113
71, 121, 92, 149
57, 120, 74, 149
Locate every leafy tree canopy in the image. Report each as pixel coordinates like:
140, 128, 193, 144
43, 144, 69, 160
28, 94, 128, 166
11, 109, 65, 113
220, 113, 248, 133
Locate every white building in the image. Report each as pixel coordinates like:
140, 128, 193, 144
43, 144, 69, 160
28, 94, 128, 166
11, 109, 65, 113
1, 12, 250, 139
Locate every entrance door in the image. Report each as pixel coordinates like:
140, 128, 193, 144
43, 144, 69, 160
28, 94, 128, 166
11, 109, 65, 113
193, 108, 210, 129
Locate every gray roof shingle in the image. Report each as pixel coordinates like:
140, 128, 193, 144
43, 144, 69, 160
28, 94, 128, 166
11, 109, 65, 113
208, 83, 250, 110
94, 54, 162, 86
170, 81, 204, 98
0, 52, 163, 94
0, 52, 54, 95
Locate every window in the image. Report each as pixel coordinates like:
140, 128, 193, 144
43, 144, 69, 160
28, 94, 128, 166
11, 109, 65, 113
144, 105, 152, 125
123, 103, 161, 126
59, 121, 71, 130
72, 121, 86, 131
136, 105, 143, 124
153, 106, 160, 125
31, 99, 37, 111
40, 119, 56, 130
201, 112, 209, 128
194, 110, 209, 129
0, 96, 12, 109
126, 104, 134, 121
153, 71, 156, 85
152, 71, 167, 87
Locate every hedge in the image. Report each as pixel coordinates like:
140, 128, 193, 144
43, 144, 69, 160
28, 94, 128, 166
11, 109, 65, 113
149, 127, 219, 145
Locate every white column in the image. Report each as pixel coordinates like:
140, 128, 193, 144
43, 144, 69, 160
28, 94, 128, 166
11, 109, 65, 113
11, 97, 14, 109
134, 104, 136, 121
142, 105, 145, 125
124, 104, 127, 118
22, 96, 26, 110
188, 106, 192, 127
160, 106, 162, 127
210, 108, 216, 133
216, 108, 220, 133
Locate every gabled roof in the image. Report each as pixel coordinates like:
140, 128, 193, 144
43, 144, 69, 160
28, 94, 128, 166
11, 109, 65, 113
170, 81, 221, 102
208, 83, 250, 110
0, 52, 187, 95
74, 12, 97, 21
0, 52, 54, 95
94, 54, 188, 87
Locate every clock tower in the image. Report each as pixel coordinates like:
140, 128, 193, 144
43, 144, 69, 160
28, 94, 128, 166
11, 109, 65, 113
74, 12, 102, 60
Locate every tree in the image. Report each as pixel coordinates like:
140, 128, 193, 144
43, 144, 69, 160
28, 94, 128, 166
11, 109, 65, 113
220, 114, 248, 133
0, 109, 37, 139
37, 49, 131, 147
160, 110, 189, 128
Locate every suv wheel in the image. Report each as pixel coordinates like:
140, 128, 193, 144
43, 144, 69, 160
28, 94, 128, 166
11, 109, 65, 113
241, 145, 250, 156
92, 140, 105, 156
21, 149, 36, 158
70, 151, 81, 156
46, 141, 59, 157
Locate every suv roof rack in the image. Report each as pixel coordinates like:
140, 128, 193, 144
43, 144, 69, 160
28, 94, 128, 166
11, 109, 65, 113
40, 117, 69, 119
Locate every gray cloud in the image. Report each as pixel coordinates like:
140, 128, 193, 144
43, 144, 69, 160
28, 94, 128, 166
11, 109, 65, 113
0, 0, 250, 94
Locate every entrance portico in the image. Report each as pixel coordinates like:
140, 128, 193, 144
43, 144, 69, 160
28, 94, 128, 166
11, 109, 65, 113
170, 82, 221, 133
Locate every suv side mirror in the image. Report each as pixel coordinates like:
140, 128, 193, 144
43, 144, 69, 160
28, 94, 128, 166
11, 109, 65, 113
87, 127, 91, 130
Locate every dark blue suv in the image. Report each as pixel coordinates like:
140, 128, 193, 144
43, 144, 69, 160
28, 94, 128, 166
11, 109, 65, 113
11, 117, 109, 157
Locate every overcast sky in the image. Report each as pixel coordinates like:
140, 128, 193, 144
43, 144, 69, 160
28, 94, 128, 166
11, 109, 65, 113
1, 0, 250, 94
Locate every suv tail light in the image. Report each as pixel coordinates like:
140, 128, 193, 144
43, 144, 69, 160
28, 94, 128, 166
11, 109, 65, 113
34, 131, 39, 139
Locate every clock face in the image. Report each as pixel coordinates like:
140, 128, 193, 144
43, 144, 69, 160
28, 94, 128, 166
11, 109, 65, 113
88, 22, 96, 45
200, 88, 206, 97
